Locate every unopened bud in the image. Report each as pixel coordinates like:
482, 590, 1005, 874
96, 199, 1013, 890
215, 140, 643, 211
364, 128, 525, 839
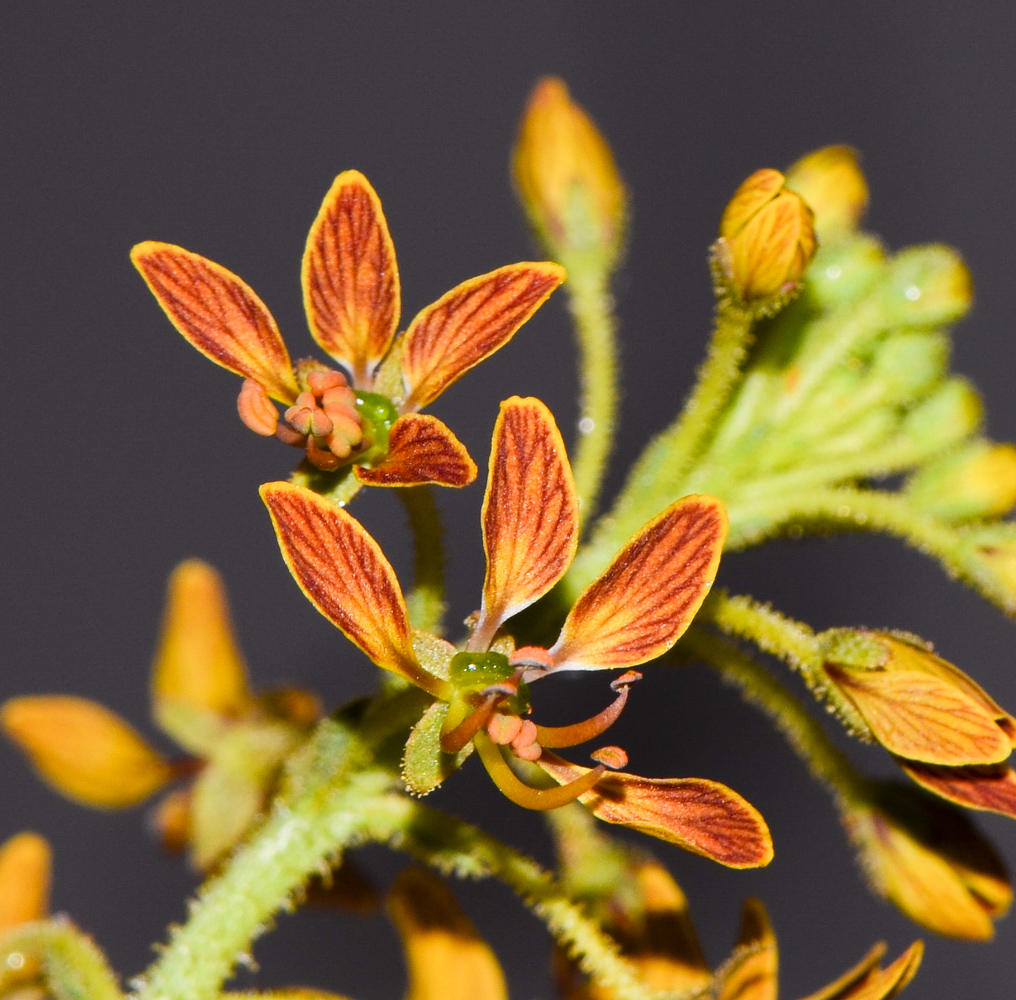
0, 832, 51, 931
716, 168, 817, 313
513, 77, 627, 264
907, 441, 1016, 523
902, 377, 982, 453
881, 244, 973, 327
785, 145, 868, 241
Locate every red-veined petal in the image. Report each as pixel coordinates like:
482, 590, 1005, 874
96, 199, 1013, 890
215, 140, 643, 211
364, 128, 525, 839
401, 263, 565, 411
473, 397, 578, 648
896, 758, 1016, 819
354, 414, 476, 487
538, 752, 773, 868
550, 495, 727, 671
800, 942, 923, 1000
131, 241, 298, 402
260, 482, 443, 696
302, 170, 400, 385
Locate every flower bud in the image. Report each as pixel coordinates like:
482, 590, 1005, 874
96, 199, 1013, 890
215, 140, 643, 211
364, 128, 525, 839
907, 441, 1016, 523
819, 630, 1016, 766
871, 330, 949, 405
901, 377, 982, 454
964, 524, 1016, 616
717, 168, 817, 312
785, 145, 869, 241
513, 77, 627, 264
846, 783, 1011, 940
880, 244, 973, 327
0, 832, 51, 932
1, 695, 172, 809
803, 233, 886, 309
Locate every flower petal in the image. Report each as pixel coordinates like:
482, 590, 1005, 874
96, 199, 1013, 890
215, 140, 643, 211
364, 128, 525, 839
132, 242, 298, 402
152, 560, 251, 722
260, 482, 443, 696
714, 898, 777, 1000
800, 942, 923, 1000
896, 758, 1016, 819
354, 414, 476, 487
0, 833, 51, 932
474, 397, 578, 647
1, 696, 171, 809
388, 868, 508, 1000
401, 263, 565, 411
537, 753, 773, 868
550, 495, 727, 671
825, 664, 1013, 766
302, 171, 400, 385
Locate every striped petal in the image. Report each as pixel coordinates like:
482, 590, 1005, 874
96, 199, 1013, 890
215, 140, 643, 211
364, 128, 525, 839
800, 942, 923, 1000
550, 495, 726, 671
302, 171, 400, 385
260, 482, 443, 695
401, 263, 565, 411
538, 753, 773, 868
474, 397, 578, 647
354, 414, 476, 487
896, 759, 1016, 819
714, 898, 778, 1000
132, 242, 298, 402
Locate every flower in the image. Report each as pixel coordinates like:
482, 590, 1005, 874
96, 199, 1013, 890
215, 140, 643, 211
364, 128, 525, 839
1, 560, 320, 870
715, 168, 817, 313
262, 395, 772, 867
845, 782, 1012, 940
512, 77, 627, 264
132, 171, 564, 486
818, 629, 1016, 767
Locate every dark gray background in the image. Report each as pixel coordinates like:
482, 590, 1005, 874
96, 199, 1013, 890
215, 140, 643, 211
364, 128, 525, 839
2, 3, 1015, 997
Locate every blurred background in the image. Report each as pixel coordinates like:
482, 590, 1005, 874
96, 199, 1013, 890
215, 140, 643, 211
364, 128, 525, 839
2, 2, 1015, 997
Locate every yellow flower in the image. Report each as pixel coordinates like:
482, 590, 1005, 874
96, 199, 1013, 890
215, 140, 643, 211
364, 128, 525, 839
513, 77, 627, 264
1, 561, 320, 870
785, 145, 868, 242
717, 168, 817, 312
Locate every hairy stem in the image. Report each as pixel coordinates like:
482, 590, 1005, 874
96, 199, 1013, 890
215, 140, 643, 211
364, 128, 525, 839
399, 486, 447, 635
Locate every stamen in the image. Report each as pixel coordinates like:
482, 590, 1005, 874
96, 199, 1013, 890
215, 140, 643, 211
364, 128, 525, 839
590, 745, 628, 769
487, 712, 524, 745
275, 423, 306, 447
511, 719, 541, 761
305, 434, 342, 471
237, 379, 279, 436
440, 692, 501, 755
534, 684, 631, 749
509, 646, 555, 673
474, 733, 605, 810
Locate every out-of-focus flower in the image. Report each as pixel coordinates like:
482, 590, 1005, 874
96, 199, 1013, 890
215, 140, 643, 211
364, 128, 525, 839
819, 629, 1016, 767
2, 561, 320, 870
513, 77, 627, 264
785, 145, 868, 242
906, 440, 1016, 523
0, 833, 50, 934
262, 396, 772, 867
845, 782, 1011, 940
133, 172, 563, 484
716, 169, 817, 313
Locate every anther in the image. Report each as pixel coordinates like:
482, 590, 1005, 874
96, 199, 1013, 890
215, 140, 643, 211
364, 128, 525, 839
590, 745, 628, 769
237, 379, 279, 436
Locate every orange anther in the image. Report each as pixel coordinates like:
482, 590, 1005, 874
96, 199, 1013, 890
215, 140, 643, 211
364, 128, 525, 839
590, 745, 628, 769
237, 379, 279, 436
509, 646, 555, 672
487, 712, 524, 745
611, 670, 643, 691
307, 369, 349, 394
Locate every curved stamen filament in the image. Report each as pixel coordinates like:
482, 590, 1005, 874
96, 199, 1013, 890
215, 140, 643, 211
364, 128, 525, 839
534, 685, 630, 749
440, 692, 502, 755
474, 732, 605, 810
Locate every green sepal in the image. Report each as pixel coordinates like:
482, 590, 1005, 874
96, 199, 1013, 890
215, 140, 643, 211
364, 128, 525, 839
402, 701, 472, 797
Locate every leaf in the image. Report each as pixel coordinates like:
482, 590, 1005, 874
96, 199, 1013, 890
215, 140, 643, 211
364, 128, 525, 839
302, 170, 401, 385
131, 242, 298, 402
260, 482, 443, 695
474, 397, 578, 646
401, 263, 565, 411
354, 414, 477, 487
537, 753, 772, 868
1, 696, 171, 809
895, 758, 1016, 818
550, 495, 727, 671
826, 664, 1013, 766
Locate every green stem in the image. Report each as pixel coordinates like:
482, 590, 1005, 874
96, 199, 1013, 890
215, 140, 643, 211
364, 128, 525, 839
0, 920, 122, 1000
562, 260, 619, 525
398, 486, 447, 635
678, 628, 864, 803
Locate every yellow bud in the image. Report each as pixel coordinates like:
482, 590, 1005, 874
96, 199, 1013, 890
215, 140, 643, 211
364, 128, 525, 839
820, 630, 1016, 766
785, 145, 868, 241
513, 77, 627, 263
717, 168, 817, 311
152, 560, 250, 722
907, 441, 1016, 523
847, 785, 1011, 940
388, 868, 508, 1000
1, 696, 171, 809
0, 833, 51, 932
714, 898, 777, 1000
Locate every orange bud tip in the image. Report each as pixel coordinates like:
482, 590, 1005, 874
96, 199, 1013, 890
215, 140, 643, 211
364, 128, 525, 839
237, 379, 279, 436
591, 745, 628, 769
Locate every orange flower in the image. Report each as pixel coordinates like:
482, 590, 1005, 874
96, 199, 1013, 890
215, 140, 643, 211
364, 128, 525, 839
1, 561, 320, 870
133, 171, 564, 486
262, 396, 771, 867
